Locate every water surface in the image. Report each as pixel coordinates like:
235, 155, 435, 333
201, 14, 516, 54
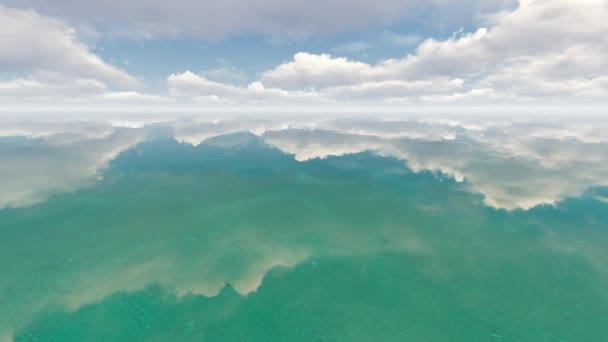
1, 117, 607, 341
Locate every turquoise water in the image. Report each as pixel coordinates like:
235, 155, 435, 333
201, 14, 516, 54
1, 125, 607, 341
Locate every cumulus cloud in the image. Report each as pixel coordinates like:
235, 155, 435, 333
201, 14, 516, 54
0, 78, 108, 98
324, 78, 464, 100
0, 5, 136, 88
96, 91, 173, 104
261, 53, 382, 89
246, 0, 608, 103
384, 0, 608, 98
169, 67, 464, 103
167, 71, 319, 103
0, 4, 144, 106
2, 0, 608, 106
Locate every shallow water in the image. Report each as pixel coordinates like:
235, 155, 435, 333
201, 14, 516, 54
1, 118, 607, 341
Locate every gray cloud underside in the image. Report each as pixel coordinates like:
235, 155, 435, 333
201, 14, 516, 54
3, 0, 515, 38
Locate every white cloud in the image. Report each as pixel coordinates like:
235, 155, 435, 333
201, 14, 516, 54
0, 5, 136, 88
380, 0, 608, 97
167, 71, 244, 98
2, 0, 608, 106
251, 0, 608, 103
324, 78, 464, 100
167, 70, 320, 103
168, 68, 465, 103
0, 78, 107, 98
96, 91, 173, 103
261, 53, 378, 89
0, 4, 145, 107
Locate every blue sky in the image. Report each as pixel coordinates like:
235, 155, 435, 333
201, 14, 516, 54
0, 0, 607, 110
89, 5, 496, 83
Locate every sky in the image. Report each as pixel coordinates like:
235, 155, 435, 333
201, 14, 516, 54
1, 0, 608, 111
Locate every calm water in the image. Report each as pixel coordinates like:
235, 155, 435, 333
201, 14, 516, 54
1, 117, 607, 341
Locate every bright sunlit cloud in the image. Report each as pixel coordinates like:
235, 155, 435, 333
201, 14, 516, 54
1, 0, 607, 109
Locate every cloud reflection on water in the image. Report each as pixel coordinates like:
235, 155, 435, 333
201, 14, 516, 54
3, 116, 606, 210
1, 118, 607, 340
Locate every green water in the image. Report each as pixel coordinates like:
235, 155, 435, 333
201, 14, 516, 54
1, 134, 607, 341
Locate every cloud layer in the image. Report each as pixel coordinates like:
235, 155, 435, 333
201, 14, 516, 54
0, 5, 136, 101
163, 0, 602, 105
1, 0, 607, 107
3, 0, 514, 38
